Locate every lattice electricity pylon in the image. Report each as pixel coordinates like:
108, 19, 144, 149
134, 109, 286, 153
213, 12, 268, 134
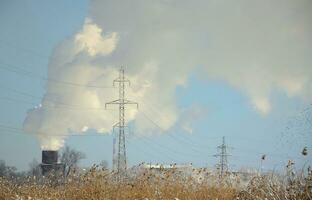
105, 67, 138, 175
214, 136, 231, 177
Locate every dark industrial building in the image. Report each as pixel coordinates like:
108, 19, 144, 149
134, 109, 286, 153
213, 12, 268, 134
41, 150, 65, 176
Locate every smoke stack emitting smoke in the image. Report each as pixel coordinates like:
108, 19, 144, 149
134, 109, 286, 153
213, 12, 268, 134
23, 0, 312, 150
41, 150, 65, 175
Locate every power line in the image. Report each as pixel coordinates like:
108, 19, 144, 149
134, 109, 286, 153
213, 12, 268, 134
0, 39, 51, 60
0, 61, 115, 89
0, 85, 120, 111
0, 96, 123, 127
129, 133, 210, 159
126, 92, 220, 145
0, 124, 112, 137
0, 96, 37, 106
138, 110, 212, 155
0, 123, 304, 166
127, 137, 182, 162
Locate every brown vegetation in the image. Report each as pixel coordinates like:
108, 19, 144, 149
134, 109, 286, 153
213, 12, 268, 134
1, 165, 311, 200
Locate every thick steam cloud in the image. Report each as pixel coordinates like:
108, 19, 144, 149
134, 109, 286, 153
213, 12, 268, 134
24, 0, 312, 150
23, 19, 180, 150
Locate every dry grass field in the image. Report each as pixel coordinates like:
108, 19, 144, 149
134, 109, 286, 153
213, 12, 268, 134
1, 165, 311, 200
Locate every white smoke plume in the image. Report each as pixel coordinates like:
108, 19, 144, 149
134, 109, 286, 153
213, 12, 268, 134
24, 0, 312, 150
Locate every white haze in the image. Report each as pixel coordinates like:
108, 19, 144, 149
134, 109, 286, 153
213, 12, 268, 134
23, 0, 312, 150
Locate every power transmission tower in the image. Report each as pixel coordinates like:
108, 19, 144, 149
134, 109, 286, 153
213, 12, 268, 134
106, 67, 138, 175
214, 136, 231, 177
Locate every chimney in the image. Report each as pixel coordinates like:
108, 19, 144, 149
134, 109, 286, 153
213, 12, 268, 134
41, 150, 64, 176
42, 150, 58, 165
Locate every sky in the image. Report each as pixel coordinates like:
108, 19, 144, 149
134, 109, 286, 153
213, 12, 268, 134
0, 0, 311, 172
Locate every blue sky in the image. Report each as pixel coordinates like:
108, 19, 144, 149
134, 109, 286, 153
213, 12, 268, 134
0, 0, 311, 172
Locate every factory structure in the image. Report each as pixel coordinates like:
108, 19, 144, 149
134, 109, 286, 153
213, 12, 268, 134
40, 150, 65, 176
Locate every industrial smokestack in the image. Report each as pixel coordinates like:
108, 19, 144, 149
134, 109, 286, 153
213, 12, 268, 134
41, 150, 64, 176
42, 150, 58, 165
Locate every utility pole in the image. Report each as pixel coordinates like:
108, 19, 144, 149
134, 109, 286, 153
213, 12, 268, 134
214, 136, 231, 177
106, 67, 138, 176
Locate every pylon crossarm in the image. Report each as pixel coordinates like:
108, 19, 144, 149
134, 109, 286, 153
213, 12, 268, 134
112, 122, 120, 130
123, 100, 139, 108
113, 123, 128, 130
105, 100, 121, 108
113, 79, 130, 84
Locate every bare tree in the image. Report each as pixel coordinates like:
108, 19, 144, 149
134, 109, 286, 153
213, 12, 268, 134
60, 146, 86, 176
0, 160, 17, 178
28, 159, 41, 177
